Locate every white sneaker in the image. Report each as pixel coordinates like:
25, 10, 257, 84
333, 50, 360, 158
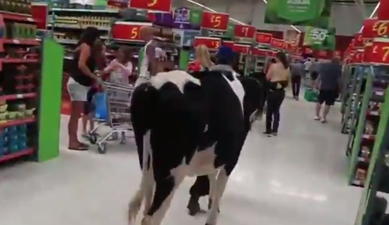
320, 118, 327, 123
314, 116, 320, 120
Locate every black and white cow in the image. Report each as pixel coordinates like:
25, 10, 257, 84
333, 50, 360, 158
128, 70, 264, 225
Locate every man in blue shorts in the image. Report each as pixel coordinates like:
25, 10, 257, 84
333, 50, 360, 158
314, 57, 342, 123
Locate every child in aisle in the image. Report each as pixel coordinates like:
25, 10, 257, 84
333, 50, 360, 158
103, 46, 133, 84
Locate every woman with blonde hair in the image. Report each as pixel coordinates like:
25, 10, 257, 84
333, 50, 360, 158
188, 44, 214, 72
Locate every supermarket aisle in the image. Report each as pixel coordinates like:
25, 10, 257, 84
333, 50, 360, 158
0, 95, 362, 225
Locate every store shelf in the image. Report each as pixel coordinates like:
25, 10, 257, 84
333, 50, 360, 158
0, 148, 34, 163
3, 39, 40, 45
0, 59, 39, 63
0, 11, 35, 22
0, 93, 36, 101
0, 117, 36, 128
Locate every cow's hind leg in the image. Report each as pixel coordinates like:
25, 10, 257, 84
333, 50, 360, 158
205, 168, 229, 225
142, 175, 184, 225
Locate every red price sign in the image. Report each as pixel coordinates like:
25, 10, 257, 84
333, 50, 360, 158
362, 19, 389, 38
351, 50, 363, 63
256, 32, 272, 44
128, 0, 172, 12
364, 38, 389, 65
353, 33, 364, 48
316, 50, 329, 59
234, 25, 255, 39
194, 37, 221, 50
111, 22, 150, 41
201, 11, 229, 31
271, 38, 284, 49
378, 0, 389, 20
222, 41, 234, 48
31, 3, 47, 29
233, 44, 250, 54
303, 47, 313, 54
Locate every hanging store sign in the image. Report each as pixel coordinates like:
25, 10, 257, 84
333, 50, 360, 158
233, 44, 250, 54
256, 32, 272, 44
362, 19, 389, 39
128, 0, 172, 12
194, 37, 221, 50
271, 38, 284, 49
378, 0, 389, 20
201, 11, 229, 31
233, 24, 256, 39
111, 22, 150, 41
364, 38, 389, 65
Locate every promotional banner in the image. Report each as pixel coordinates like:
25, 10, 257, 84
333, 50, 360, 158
264, 0, 332, 29
303, 26, 336, 50
201, 11, 229, 31
153, 8, 200, 29
129, 0, 172, 12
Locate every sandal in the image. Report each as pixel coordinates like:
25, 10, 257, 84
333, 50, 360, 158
68, 143, 89, 151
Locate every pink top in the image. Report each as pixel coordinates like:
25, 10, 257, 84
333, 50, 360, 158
104, 59, 133, 84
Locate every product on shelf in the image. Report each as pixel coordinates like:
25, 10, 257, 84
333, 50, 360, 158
0, 3, 40, 163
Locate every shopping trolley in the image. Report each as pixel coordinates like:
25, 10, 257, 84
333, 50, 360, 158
88, 81, 134, 154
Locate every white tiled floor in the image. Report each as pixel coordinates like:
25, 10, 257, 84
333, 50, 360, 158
0, 94, 362, 225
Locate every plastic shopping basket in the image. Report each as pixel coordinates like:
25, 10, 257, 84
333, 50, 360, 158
304, 88, 318, 102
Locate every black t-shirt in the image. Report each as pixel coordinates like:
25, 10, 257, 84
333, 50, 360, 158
70, 45, 95, 87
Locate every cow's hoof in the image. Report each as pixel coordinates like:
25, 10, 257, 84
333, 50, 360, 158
187, 203, 201, 216
207, 199, 220, 213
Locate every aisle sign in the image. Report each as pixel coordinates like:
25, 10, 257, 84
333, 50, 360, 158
271, 38, 285, 49
233, 25, 256, 39
256, 32, 272, 44
364, 38, 389, 65
362, 19, 389, 38
194, 37, 221, 50
111, 22, 149, 41
129, 0, 172, 12
264, 0, 332, 29
233, 44, 250, 54
201, 11, 229, 31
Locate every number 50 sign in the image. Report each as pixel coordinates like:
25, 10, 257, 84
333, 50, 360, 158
364, 38, 389, 65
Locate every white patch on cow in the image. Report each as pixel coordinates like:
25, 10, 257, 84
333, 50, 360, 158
222, 72, 245, 112
150, 70, 200, 93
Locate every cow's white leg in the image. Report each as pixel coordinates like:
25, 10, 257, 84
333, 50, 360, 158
143, 169, 154, 215
207, 172, 217, 210
142, 175, 185, 225
205, 169, 228, 225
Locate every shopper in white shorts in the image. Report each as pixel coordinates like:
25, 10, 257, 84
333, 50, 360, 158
67, 27, 103, 151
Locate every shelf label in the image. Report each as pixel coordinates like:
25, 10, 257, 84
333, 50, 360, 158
111, 22, 150, 42
12, 39, 20, 44
16, 94, 23, 99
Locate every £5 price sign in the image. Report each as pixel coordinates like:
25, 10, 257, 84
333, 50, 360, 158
111, 22, 150, 42
129, 0, 172, 12
256, 32, 272, 44
362, 19, 389, 38
201, 11, 229, 31
234, 24, 255, 39
194, 37, 221, 50
364, 38, 389, 65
